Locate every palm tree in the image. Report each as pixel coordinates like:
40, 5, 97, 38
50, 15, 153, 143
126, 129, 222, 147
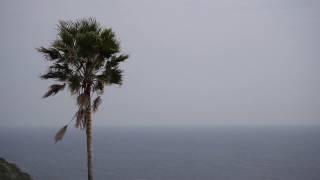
38, 18, 128, 180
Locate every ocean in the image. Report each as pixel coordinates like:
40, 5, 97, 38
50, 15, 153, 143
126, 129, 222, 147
0, 126, 319, 180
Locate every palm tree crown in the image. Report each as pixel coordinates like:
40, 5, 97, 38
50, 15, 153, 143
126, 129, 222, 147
39, 18, 128, 130
39, 18, 128, 180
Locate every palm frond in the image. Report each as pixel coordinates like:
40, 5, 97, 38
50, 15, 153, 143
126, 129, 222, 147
40, 70, 69, 81
37, 47, 62, 61
43, 83, 66, 98
99, 28, 120, 56
76, 18, 101, 33
68, 75, 82, 94
74, 108, 87, 129
108, 68, 123, 85
93, 96, 102, 112
54, 125, 68, 143
76, 32, 100, 58
96, 65, 123, 85
110, 54, 129, 65
77, 93, 89, 107
93, 80, 104, 94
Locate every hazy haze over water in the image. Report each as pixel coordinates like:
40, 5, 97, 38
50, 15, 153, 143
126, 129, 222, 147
1, 127, 320, 180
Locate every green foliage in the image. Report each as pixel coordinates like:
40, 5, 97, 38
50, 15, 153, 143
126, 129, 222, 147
0, 158, 33, 180
39, 18, 128, 129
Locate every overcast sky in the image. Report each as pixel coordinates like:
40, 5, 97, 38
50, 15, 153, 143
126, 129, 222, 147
0, 0, 320, 127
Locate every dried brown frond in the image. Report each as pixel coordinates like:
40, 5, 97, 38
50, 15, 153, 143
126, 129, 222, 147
77, 93, 89, 108
74, 108, 87, 129
54, 125, 68, 143
92, 96, 102, 112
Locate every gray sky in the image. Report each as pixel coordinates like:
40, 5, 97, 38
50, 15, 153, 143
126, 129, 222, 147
0, 0, 320, 127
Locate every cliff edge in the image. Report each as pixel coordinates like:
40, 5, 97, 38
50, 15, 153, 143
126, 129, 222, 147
0, 157, 33, 180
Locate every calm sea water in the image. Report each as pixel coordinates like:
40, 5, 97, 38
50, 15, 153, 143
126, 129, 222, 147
0, 126, 320, 180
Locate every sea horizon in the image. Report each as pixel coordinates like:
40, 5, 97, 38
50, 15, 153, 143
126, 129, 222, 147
1, 125, 320, 180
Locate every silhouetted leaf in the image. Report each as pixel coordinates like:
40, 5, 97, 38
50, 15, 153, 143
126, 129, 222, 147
54, 125, 68, 143
93, 96, 102, 112
43, 83, 66, 98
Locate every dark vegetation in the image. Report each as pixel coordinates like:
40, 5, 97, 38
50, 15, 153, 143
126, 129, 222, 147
0, 158, 33, 180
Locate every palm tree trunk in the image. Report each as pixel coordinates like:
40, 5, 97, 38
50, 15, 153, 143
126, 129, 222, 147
86, 94, 94, 180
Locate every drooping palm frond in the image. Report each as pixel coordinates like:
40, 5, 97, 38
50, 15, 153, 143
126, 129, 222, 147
92, 96, 102, 112
54, 125, 68, 143
74, 108, 87, 129
43, 83, 66, 98
77, 93, 90, 108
